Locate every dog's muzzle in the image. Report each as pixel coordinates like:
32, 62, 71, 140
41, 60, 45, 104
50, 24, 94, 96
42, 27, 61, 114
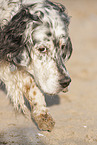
59, 76, 71, 89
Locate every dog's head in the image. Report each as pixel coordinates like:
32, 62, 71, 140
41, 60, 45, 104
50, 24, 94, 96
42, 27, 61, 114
0, 0, 73, 95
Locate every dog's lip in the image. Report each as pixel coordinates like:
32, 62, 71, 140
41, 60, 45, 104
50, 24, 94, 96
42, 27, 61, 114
62, 84, 70, 93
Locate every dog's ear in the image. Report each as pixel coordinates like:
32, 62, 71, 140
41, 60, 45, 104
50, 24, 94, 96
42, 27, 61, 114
62, 37, 73, 62
1, 6, 41, 65
12, 47, 31, 67
66, 37, 73, 60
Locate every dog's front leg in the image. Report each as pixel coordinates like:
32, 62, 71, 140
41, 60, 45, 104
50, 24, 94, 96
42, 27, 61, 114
26, 82, 55, 131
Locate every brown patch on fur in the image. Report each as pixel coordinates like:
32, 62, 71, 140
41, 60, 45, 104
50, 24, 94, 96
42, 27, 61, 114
24, 84, 30, 95
32, 85, 35, 88
30, 78, 32, 84
33, 91, 36, 96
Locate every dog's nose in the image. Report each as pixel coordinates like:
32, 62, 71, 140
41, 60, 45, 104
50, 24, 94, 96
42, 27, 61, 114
59, 76, 71, 88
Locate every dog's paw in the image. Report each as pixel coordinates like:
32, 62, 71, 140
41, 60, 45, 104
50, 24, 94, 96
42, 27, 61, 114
32, 113, 55, 131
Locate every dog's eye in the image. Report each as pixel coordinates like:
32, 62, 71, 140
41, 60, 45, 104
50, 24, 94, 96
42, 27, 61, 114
38, 47, 47, 53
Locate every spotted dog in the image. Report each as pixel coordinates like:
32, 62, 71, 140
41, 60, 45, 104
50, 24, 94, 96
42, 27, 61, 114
0, 0, 72, 131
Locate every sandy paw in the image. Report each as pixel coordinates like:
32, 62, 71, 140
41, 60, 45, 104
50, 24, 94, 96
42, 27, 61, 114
32, 113, 55, 131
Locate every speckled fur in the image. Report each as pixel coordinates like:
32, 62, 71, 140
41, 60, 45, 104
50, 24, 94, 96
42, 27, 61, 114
0, 0, 72, 131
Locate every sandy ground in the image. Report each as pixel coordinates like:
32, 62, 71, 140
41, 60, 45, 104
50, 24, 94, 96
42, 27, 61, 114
0, 0, 97, 144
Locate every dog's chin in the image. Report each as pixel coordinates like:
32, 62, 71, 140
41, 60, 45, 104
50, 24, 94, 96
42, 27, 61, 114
43, 87, 69, 96
43, 90, 61, 96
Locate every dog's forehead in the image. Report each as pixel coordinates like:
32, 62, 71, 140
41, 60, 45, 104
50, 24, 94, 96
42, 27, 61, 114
26, 0, 70, 53
33, 22, 66, 41
32, 10, 68, 45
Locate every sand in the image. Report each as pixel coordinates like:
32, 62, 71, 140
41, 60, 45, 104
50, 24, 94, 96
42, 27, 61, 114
0, 0, 97, 144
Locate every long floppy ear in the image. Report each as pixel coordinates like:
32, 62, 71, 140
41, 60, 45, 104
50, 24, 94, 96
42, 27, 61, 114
62, 37, 73, 62
66, 37, 73, 60
0, 4, 40, 63
12, 47, 31, 67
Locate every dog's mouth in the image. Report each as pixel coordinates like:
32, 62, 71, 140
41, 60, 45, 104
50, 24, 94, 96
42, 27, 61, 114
62, 85, 70, 93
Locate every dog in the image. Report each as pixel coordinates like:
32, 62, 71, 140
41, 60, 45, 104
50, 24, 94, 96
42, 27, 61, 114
0, 0, 72, 131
